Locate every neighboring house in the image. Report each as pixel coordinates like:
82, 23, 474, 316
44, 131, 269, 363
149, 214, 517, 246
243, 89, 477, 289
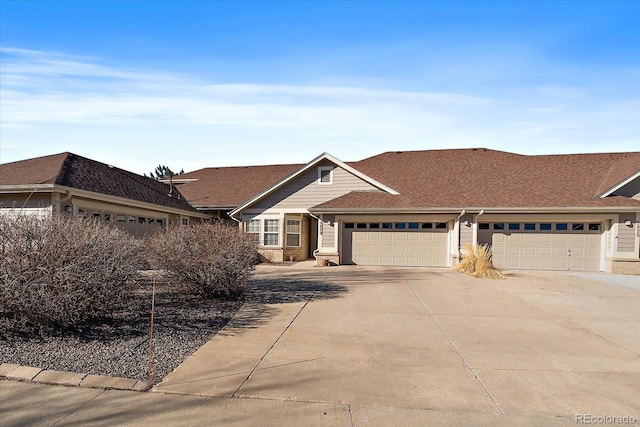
175, 148, 640, 274
0, 152, 209, 237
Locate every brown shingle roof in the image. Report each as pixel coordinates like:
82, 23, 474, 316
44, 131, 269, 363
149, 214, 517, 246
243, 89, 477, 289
1, 153, 198, 212
176, 164, 302, 208
314, 148, 640, 210
0, 152, 69, 185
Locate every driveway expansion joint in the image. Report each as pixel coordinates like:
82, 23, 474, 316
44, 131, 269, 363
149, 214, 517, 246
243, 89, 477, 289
231, 267, 337, 398
399, 271, 506, 415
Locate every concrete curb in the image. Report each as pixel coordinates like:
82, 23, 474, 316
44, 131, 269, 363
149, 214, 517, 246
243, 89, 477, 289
0, 362, 148, 392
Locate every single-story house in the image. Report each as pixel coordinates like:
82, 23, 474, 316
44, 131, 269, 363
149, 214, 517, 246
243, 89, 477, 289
2, 149, 639, 274
0, 152, 209, 237
174, 148, 640, 274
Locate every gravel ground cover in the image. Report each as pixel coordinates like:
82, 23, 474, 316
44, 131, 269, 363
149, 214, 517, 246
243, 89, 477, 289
1, 269, 346, 386
0, 274, 242, 386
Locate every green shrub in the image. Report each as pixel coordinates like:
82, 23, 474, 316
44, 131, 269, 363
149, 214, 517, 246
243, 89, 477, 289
0, 214, 143, 333
145, 222, 258, 297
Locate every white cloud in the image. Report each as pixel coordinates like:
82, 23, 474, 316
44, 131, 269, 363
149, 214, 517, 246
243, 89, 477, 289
1, 47, 638, 173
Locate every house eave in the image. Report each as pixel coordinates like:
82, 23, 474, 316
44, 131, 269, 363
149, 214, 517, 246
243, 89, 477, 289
192, 205, 236, 210
598, 170, 640, 198
54, 185, 211, 218
310, 206, 640, 215
0, 184, 56, 193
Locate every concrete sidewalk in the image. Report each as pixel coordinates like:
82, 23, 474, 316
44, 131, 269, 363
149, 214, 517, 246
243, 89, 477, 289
1, 379, 579, 426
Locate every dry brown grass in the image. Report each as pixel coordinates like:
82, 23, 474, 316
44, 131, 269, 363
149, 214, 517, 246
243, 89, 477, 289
454, 243, 505, 279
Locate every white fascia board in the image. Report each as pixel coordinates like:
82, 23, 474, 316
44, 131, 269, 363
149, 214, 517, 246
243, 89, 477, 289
229, 152, 400, 219
598, 170, 640, 198
55, 185, 211, 219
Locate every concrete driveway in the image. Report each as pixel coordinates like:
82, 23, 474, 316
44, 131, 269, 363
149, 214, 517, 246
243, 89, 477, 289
154, 264, 640, 425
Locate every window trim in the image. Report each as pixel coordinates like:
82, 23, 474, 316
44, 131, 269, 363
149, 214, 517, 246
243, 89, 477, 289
262, 218, 280, 247
286, 219, 301, 247
247, 218, 261, 234
318, 166, 334, 185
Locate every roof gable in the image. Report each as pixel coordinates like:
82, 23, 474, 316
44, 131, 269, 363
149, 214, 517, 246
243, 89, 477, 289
228, 152, 399, 217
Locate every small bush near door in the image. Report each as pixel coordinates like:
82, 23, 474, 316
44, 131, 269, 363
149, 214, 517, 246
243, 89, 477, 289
455, 243, 505, 279
146, 222, 258, 297
0, 214, 143, 334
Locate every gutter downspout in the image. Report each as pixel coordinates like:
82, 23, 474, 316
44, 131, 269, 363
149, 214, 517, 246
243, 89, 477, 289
473, 209, 485, 249
52, 190, 73, 214
229, 213, 242, 232
308, 212, 323, 260
454, 210, 466, 264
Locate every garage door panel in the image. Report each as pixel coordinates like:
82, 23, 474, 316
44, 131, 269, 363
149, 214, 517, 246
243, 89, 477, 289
586, 247, 600, 256
537, 247, 551, 256
554, 235, 569, 244
506, 246, 521, 256
537, 235, 552, 244
553, 247, 567, 256
491, 228, 600, 272
346, 230, 447, 267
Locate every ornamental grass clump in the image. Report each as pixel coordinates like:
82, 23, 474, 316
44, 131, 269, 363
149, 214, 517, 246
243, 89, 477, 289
454, 243, 505, 279
145, 222, 258, 298
0, 214, 143, 334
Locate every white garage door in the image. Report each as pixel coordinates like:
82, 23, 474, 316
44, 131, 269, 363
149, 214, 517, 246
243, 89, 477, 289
479, 222, 602, 272
342, 221, 448, 266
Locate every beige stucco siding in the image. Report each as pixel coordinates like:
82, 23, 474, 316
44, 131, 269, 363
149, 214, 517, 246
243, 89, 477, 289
251, 161, 380, 210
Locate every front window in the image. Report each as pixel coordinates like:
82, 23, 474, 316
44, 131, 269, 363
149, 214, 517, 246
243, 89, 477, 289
286, 219, 301, 247
263, 219, 280, 246
247, 219, 260, 234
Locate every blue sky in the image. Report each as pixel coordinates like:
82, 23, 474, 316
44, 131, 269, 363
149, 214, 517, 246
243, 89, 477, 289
1, 0, 639, 174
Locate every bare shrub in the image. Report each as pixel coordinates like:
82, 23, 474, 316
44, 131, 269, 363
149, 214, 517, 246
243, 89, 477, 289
0, 214, 143, 333
454, 243, 505, 279
455, 243, 478, 275
146, 222, 258, 297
